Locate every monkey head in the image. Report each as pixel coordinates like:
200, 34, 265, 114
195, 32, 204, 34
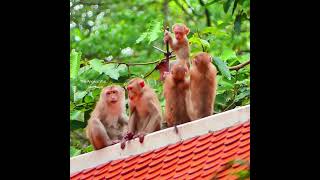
193, 52, 212, 68
101, 85, 124, 105
126, 78, 145, 102
171, 63, 187, 81
172, 24, 190, 42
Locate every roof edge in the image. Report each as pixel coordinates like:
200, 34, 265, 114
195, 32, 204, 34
70, 105, 250, 175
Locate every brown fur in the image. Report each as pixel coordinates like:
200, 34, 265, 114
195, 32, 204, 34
86, 85, 128, 150
164, 63, 192, 127
164, 23, 191, 68
126, 78, 162, 135
189, 52, 217, 119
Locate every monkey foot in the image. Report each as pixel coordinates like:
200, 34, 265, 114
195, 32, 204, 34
120, 140, 126, 149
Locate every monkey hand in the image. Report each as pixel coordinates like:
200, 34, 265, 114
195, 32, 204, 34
164, 31, 171, 43
133, 132, 146, 143
124, 132, 134, 140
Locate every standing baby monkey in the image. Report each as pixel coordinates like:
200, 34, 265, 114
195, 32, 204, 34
86, 85, 128, 150
190, 52, 217, 119
164, 63, 192, 132
121, 78, 162, 149
164, 23, 191, 69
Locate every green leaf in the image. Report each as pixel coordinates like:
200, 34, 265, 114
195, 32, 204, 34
232, 0, 240, 15
89, 59, 104, 73
83, 145, 94, 153
70, 110, 85, 122
234, 13, 242, 34
136, 32, 148, 44
221, 48, 237, 60
74, 91, 87, 103
224, 0, 235, 13
84, 92, 94, 103
70, 120, 86, 131
70, 146, 81, 157
235, 90, 250, 102
213, 57, 231, 80
205, 0, 223, 7
238, 53, 250, 63
70, 49, 81, 79
200, 39, 210, 49
101, 64, 127, 80
148, 21, 162, 44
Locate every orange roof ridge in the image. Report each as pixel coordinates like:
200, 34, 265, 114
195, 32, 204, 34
70, 105, 250, 175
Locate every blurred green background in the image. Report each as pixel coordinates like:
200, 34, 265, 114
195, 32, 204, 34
70, 0, 250, 157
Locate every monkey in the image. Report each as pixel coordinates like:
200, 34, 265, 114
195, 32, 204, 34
86, 85, 128, 150
164, 23, 191, 69
121, 78, 162, 149
189, 52, 217, 119
163, 63, 192, 133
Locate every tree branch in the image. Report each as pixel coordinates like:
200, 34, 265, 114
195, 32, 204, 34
229, 60, 250, 71
199, 0, 212, 26
173, 0, 197, 23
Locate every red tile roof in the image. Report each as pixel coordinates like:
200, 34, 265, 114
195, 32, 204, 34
71, 120, 250, 180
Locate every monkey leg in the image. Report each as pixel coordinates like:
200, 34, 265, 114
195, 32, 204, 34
88, 119, 110, 150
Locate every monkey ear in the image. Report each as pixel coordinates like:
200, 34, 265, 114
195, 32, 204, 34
172, 24, 176, 31
139, 81, 145, 88
185, 27, 190, 35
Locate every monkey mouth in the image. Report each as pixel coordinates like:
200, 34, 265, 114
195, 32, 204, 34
110, 100, 118, 104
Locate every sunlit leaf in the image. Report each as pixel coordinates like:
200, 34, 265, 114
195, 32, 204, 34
213, 57, 231, 80
70, 49, 81, 79
136, 32, 148, 44
148, 21, 162, 44
70, 146, 81, 157
74, 91, 87, 103
70, 110, 85, 122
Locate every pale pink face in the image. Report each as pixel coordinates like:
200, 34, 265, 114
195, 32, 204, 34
105, 87, 120, 104
127, 79, 145, 101
173, 25, 189, 42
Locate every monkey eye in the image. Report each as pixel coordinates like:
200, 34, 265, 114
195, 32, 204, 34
127, 86, 133, 91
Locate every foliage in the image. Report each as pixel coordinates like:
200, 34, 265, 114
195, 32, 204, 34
70, 0, 250, 156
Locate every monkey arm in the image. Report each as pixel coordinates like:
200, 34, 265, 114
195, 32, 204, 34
88, 118, 113, 149
128, 111, 137, 134
144, 102, 161, 133
185, 89, 196, 121
164, 31, 174, 49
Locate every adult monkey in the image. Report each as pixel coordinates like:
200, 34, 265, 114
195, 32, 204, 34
86, 85, 128, 150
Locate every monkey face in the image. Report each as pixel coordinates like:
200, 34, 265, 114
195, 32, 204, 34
127, 79, 145, 102
173, 25, 189, 42
102, 86, 123, 105
105, 89, 120, 104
